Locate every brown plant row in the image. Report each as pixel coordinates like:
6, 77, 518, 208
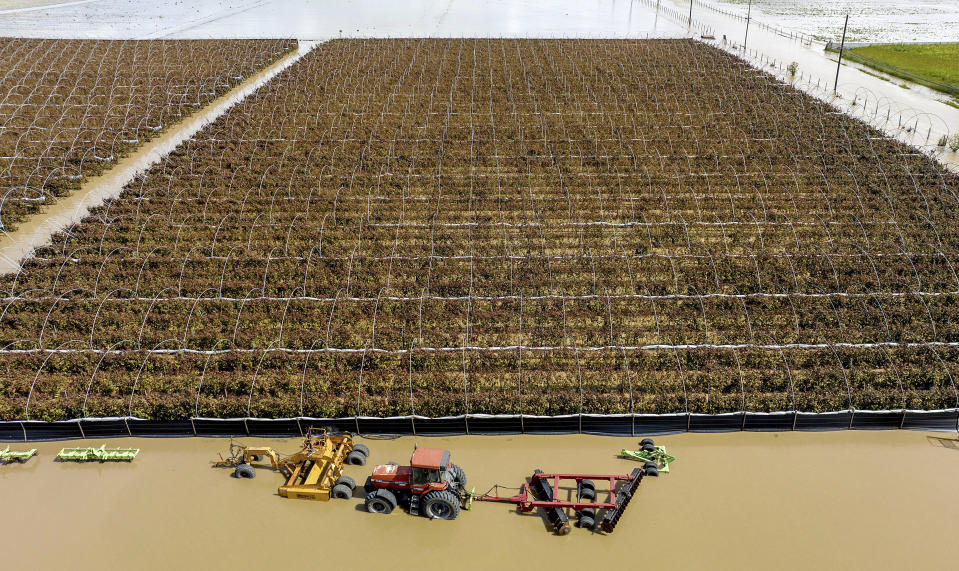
1, 38, 958, 422
0, 37, 296, 231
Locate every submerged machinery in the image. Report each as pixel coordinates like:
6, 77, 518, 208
364, 446, 474, 519
213, 429, 368, 501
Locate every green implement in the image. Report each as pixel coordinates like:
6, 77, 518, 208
57, 445, 139, 462
620, 445, 675, 473
0, 445, 38, 464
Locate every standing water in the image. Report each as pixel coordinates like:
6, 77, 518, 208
0, 431, 957, 569
710, 0, 959, 42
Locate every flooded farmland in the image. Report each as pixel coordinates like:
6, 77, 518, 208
709, 0, 959, 42
1, 431, 958, 569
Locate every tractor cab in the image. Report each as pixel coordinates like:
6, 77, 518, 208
410, 448, 450, 485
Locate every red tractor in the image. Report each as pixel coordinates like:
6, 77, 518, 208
364, 447, 472, 519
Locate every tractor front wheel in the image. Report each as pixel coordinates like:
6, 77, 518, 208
422, 490, 461, 520
365, 489, 397, 514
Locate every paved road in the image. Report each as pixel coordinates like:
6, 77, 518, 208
662, 0, 959, 169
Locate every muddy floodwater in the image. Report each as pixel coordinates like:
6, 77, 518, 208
1, 431, 957, 569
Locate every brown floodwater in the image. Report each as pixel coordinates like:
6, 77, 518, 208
0, 430, 957, 569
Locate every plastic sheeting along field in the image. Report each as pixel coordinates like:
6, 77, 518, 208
1, 431, 958, 569
2, 39, 959, 425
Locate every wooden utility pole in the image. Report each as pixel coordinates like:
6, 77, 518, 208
743, 0, 753, 50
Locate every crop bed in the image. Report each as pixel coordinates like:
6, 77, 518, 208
0, 38, 296, 231
1, 38, 958, 423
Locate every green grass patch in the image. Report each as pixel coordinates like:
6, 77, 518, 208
840, 43, 959, 97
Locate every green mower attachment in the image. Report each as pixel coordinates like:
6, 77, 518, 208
0, 445, 38, 464
57, 445, 139, 462
620, 445, 675, 473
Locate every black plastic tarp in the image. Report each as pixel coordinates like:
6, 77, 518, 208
2, 409, 957, 441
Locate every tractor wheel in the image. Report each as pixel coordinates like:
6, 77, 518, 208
642, 443, 656, 452
335, 475, 356, 490
579, 508, 596, 520
578, 487, 596, 501
234, 464, 255, 479
346, 450, 367, 466
640, 438, 655, 447
422, 490, 461, 520
331, 484, 353, 500
251, 454, 264, 462
579, 516, 595, 530
451, 463, 467, 487
351, 443, 370, 457
365, 490, 397, 514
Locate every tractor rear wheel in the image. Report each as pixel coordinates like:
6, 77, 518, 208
346, 450, 367, 466
352, 443, 370, 457
335, 475, 356, 490
422, 490, 461, 520
451, 463, 467, 487
365, 489, 397, 514
331, 484, 353, 499
234, 464, 255, 479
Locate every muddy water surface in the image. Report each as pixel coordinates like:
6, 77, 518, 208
0, 431, 957, 569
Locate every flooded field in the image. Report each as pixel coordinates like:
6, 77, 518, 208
710, 0, 959, 42
1, 431, 957, 569
0, 0, 684, 39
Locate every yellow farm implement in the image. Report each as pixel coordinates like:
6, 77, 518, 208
213, 429, 369, 501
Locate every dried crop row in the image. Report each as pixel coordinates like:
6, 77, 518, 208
1, 38, 958, 422
0, 38, 296, 230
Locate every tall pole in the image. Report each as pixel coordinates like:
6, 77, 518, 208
688, 0, 693, 28
743, 0, 752, 50
834, 14, 849, 94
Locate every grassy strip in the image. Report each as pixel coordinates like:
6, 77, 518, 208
833, 43, 959, 97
